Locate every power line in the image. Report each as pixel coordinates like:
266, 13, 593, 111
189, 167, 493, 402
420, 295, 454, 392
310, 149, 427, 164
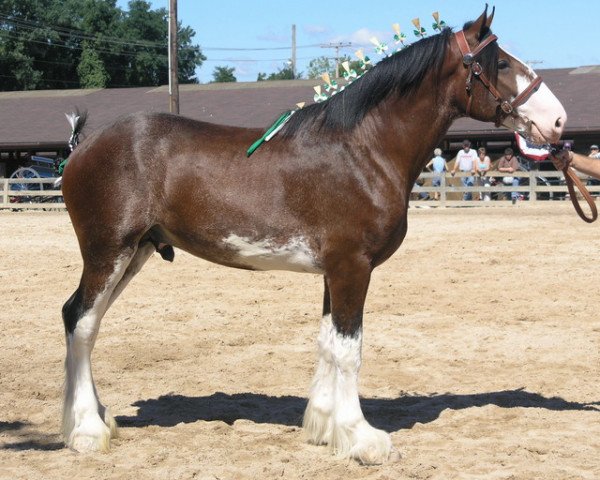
1, 29, 168, 59
0, 13, 324, 52
0, 13, 168, 49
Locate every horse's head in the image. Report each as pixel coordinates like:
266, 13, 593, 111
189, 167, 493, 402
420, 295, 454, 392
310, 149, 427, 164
453, 6, 566, 145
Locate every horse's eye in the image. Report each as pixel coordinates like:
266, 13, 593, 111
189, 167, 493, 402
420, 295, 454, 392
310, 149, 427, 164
498, 60, 509, 70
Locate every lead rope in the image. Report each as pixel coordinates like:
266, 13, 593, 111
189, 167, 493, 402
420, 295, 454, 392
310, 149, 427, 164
562, 166, 598, 223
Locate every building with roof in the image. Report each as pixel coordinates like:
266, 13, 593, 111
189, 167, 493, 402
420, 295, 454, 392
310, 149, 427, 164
1, 66, 599, 176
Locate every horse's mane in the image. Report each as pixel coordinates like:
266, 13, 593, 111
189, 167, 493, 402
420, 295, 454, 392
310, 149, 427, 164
282, 23, 498, 136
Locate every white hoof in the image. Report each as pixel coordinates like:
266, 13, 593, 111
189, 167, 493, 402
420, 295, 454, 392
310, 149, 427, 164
331, 420, 394, 465
303, 401, 333, 445
67, 417, 112, 453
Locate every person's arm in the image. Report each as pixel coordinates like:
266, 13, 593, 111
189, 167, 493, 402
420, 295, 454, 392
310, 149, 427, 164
451, 157, 458, 175
552, 150, 600, 179
483, 157, 491, 174
498, 160, 511, 172
425, 159, 433, 171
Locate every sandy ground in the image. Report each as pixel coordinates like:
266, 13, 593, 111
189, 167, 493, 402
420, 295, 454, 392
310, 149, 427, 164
0, 204, 599, 480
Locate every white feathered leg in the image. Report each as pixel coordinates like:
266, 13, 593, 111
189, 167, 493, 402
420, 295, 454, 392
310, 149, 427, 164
303, 313, 336, 445
329, 328, 392, 465
63, 255, 131, 452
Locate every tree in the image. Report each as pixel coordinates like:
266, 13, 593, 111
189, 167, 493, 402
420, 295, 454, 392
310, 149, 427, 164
256, 64, 297, 81
0, 0, 206, 90
306, 56, 334, 79
77, 41, 110, 88
306, 55, 362, 80
211, 66, 236, 83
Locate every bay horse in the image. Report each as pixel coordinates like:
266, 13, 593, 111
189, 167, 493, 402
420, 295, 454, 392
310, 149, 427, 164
60, 7, 566, 464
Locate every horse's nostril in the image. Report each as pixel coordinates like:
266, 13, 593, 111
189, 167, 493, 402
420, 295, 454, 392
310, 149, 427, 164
555, 117, 563, 129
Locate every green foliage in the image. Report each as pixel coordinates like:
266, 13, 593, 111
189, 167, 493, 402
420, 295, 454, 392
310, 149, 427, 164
0, 0, 206, 90
306, 55, 362, 79
77, 41, 109, 88
212, 65, 236, 83
256, 64, 297, 81
306, 56, 334, 79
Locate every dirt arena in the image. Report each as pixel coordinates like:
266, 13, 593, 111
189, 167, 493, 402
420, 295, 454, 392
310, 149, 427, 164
1, 205, 598, 479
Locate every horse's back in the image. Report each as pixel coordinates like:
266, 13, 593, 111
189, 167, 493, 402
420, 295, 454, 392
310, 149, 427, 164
61, 111, 266, 255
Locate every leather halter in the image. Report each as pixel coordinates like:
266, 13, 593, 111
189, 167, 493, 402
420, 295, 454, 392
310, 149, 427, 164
455, 30, 543, 127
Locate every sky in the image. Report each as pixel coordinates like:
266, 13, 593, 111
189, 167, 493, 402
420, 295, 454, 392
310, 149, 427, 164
117, 0, 600, 83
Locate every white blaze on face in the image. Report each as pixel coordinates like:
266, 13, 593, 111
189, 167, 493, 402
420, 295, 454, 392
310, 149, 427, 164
222, 234, 322, 273
503, 52, 567, 144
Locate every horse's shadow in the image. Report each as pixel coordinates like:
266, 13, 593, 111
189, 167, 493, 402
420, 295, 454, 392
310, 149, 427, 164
0, 421, 63, 451
116, 388, 599, 432
1, 390, 597, 451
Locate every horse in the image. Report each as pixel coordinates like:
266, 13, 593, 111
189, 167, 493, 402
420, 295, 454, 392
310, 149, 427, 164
60, 7, 566, 464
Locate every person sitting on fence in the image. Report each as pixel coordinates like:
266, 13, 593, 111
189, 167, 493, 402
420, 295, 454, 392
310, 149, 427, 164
425, 148, 447, 200
497, 147, 520, 204
451, 139, 477, 200
476, 147, 491, 201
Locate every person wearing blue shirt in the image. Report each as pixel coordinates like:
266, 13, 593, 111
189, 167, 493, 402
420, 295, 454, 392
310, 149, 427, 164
426, 148, 447, 200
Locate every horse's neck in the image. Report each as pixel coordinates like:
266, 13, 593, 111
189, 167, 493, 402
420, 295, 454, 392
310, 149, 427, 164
358, 76, 458, 180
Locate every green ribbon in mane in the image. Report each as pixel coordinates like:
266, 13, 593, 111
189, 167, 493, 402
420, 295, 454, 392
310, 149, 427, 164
246, 110, 295, 157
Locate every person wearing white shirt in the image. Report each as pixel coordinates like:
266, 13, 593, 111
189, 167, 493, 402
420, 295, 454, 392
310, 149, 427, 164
451, 139, 478, 200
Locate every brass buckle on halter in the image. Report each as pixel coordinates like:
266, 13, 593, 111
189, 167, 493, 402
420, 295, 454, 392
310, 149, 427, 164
500, 101, 513, 114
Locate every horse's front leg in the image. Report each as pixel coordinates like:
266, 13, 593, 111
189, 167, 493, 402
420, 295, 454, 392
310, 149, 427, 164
304, 259, 393, 465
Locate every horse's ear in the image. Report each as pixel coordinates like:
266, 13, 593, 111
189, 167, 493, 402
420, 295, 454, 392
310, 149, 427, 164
464, 4, 491, 42
485, 6, 495, 29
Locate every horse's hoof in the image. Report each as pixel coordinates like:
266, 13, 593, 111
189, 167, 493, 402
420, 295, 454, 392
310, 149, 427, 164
67, 419, 111, 453
332, 420, 394, 465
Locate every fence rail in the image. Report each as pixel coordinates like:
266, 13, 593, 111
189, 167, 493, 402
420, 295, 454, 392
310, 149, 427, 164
411, 170, 600, 207
2, 171, 599, 210
1, 177, 65, 210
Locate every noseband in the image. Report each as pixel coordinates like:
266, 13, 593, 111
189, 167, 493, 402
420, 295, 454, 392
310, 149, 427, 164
455, 30, 542, 127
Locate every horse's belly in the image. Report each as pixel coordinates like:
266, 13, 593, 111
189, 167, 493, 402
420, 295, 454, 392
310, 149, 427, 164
220, 234, 323, 273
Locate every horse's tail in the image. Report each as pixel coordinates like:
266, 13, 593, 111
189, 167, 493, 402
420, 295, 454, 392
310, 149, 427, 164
65, 108, 88, 152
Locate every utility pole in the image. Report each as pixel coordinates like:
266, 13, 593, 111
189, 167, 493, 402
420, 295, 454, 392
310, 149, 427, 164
320, 41, 352, 79
168, 0, 179, 114
291, 24, 297, 79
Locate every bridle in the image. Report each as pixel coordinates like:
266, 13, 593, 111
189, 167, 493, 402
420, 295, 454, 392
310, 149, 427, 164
455, 30, 542, 128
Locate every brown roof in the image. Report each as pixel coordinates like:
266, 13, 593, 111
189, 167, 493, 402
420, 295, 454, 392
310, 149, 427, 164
1, 66, 599, 147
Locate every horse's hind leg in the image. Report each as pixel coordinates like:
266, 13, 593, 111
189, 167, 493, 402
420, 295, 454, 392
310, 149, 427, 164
62, 245, 138, 452
97, 241, 157, 440
304, 260, 393, 465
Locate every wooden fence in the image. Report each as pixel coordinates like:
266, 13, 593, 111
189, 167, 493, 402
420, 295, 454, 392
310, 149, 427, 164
411, 170, 600, 207
2, 171, 600, 210
1, 177, 65, 209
